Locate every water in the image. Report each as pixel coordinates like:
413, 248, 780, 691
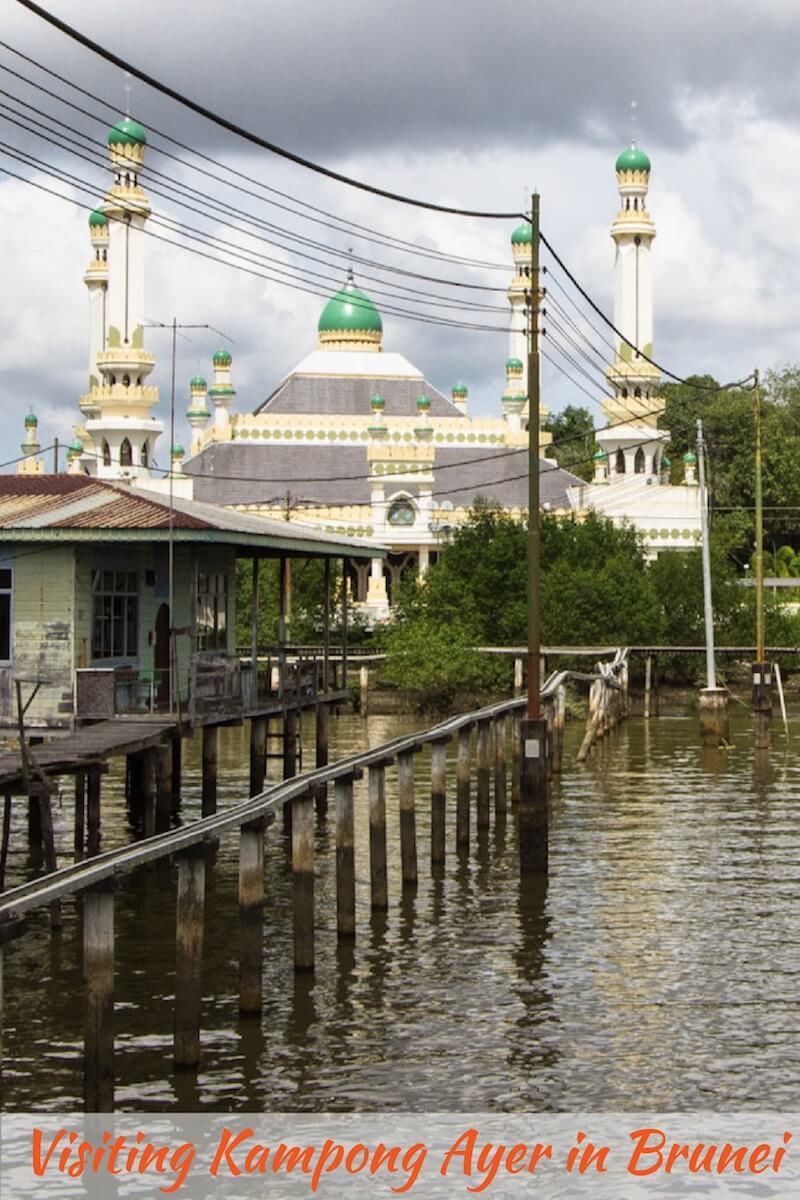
1, 706, 799, 1112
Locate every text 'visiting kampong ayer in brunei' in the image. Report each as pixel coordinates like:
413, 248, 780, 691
17, 115, 703, 617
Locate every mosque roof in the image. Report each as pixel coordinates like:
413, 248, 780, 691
511, 221, 532, 246
108, 118, 147, 147
616, 144, 651, 173
255, 372, 464, 419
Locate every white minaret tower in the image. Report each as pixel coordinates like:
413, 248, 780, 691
208, 348, 235, 435
507, 221, 531, 393
79, 116, 163, 480
84, 208, 108, 404
595, 139, 667, 480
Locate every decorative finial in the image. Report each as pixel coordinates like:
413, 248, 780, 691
124, 71, 132, 116
346, 246, 354, 284
630, 98, 638, 146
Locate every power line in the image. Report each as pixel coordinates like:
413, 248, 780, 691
13, 1, 522, 220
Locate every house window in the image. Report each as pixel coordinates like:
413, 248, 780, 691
196, 572, 228, 651
92, 569, 138, 659
387, 498, 416, 527
0, 568, 12, 664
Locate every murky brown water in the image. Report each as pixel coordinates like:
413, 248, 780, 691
1, 706, 799, 1112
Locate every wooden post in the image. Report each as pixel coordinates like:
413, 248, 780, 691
513, 656, 523, 695
155, 742, 173, 832
292, 791, 315, 971
644, 655, 652, 721
249, 716, 267, 797
368, 763, 388, 910
27, 796, 42, 850
397, 751, 418, 886
239, 820, 265, 1013
315, 702, 329, 817
359, 664, 369, 718
494, 715, 507, 815
141, 750, 156, 839
652, 654, 660, 718
83, 885, 115, 1111
283, 709, 298, 833
476, 720, 491, 829
511, 712, 522, 805
0, 793, 11, 891
519, 718, 549, 875
87, 764, 102, 854
171, 735, 182, 810
74, 772, 85, 863
335, 776, 355, 937
201, 726, 218, 817
430, 739, 447, 866
551, 684, 566, 774
456, 726, 471, 848
174, 849, 206, 1069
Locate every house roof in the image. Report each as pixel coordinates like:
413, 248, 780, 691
0, 475, 384, 558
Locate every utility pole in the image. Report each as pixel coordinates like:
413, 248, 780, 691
752, 368, 773, 749
696, 419, 729, 745
519, 192, 548, 876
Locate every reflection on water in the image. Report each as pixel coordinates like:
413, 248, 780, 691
1, 706, 799, 1112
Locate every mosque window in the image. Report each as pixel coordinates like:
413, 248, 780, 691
621, 388, 628, 398
102, 440, 111, 467
122, 375, 131, 387
615, 449, 626, 475
140, 441, 149, 467
120, 438, 133, 467
634, 387, 642, 398
634, 447, 645, 474
387, 498, 416, 527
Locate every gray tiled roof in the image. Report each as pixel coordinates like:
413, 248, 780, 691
255, 376, 464, 418
187, 443, 579, 512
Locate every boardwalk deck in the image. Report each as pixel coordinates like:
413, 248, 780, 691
0, 719, 178, 792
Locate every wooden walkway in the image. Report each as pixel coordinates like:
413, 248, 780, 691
0, 719, 178, 792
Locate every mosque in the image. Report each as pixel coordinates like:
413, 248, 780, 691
20, 115, 702, 615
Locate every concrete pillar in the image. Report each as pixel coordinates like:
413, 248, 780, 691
456, 726, 471, 848
83, 886, 115, 1111
335, 777, 355, 938
397, 751, 417, 886
699, 686, 730, 747
292, 791, 315, 971
239, 820, 265, 1012
366, 556, 388, 605
368, 764, 388, 910
519, 718, 549, 876
430, 739, 447, 866
201, 726, 218, 817
174, 850, 206, 1069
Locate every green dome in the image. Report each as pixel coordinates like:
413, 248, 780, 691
88, 208, 108, 228
171, 443, 185, 458
615, 144, 651, 173
416, 395, 431, 410
190, 375, 207, 389
212, 348, 232, 366
67, 437, 84, 456
452, 382, 468, 396
511, 221, 533, 246
370, 394, 385, 409
319, 282, 382, 334
506, 357, 524, 371
24, 413, 37, 428
683, 450, 697, 464
593, 448, 607, 461
108, 118, 147, 148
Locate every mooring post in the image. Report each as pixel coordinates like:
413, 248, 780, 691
551, 684, 566, 774
430, 739, 448, 865
87, 764, 102, 855
335, 776, 356, 937
174, 848, 206, 1069
249, 716, 267, 797
519, 718, 549, 875
644, 655, 652, 720
140, 749, 156, 839
283, 709, 298, 833
476, 719, 491, 829
359, 664, 369, 718
292, 789, 315, 971
201, 726, 218, 817
397, 750, 418, 886
83, 884, 115, 1111
171, 736, 182, 811
239, 819, 266, 1013
74, 771, 86, 863
494, 715, 508, 815
456, 726, 471, 847
368, 763, 388, 909
314, 702, 329, 817
513, 656, 523, 695
752, 661, 773, 751
511, 712, 522, 805
699, 687, 730, 747
155, 742, 173, 832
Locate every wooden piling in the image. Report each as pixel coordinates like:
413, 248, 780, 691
494, 716, 507, 815
249, 716, 267, 797
644, 655, 652, 720
511, 712, 522, 805
283, 709, 298, 833
513, 656, 523, 695
87, 765, 102, 855
140, 750, 156, 839
0, 793, 11, 890
368, 763, 388, 910
335, 776, 355, 937
155, 742, 173, 832
397, 751, 418, 886
315, 702, 329, 817
174, 849, 206, 1069
430, 739, 447, 866
239, 820, 265, 1013
27, 795, 42, 849
171, 736, 182, 810
83, 885, 115, 1111
359, 664, 369, 718
518, 717, 549, 875
292, 790, 315, 971
476, 719, 491, 829
456, 726, 471, 848
551, 684, 566, 774
74, 772, 85, 862
201, 726, 218, 817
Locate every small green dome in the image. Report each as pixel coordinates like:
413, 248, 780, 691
593, 448, 607, 461
451, 382, 468, 397
212, 348, 232, 367
24, 413, 37, 428
171, 443, 185, 458
370, 394, 385, 409
506, 357, 524, 371
190, 375, 207, 389
511, 221, 532, 246
67, 437, 84, 456
319, 282, 382, 334
416, 395, 431, 410
88, 208, 108, 228
616, 144, 651, 173
108, 118, 147, 148
186, 405, 210, 419
683, 450, 697, 464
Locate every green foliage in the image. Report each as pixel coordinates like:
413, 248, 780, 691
383, 621, 504, 713
543, 404, 596, 481
234, 558, 372, 647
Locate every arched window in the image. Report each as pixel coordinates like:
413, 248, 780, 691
634, 447, 645, 474
634, 387, 642, 398
120, 438, 132, 467
615, 448, 626, 475
621, 388, 628, 399
140, 441, 149, 467
122, 374, 131, 387
102, 439, 111, 467
387, 498, 416, 527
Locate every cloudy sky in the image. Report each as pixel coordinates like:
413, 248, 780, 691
1, 0, 799, 469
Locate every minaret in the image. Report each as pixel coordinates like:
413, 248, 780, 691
83, 208, 108, 405
186, 375, 211, 452
80, 117, 163, 479
208, 349, 235, 434
18, 413, 43, 476
507, 222, 531, 393
595, 142, 667, 481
